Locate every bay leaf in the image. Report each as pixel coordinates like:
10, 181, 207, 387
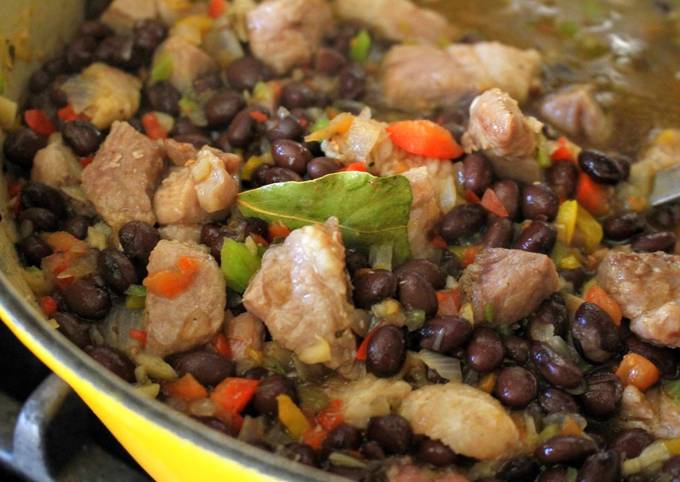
237, 172, 413, 264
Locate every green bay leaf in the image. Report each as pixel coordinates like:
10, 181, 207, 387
237, 172, 413, 264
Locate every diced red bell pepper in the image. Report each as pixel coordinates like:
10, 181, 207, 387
576, 171, 610, 216
343, 162, 367, 172
24, 109, 55, 136
40, 296, 58, 317
211, 378, 259, 414
249, 111, 268, 123
208, 0, 226, 18
316, 399, 344, 432
143, 256, 199, 298
551, 137, 575, 163
302, 426, 327, 450
141, 112, 168, 140
387, 120, 463, 159
356, 327, 378, 361
212, 333, 232, 359
436, 288, 461, 316
164, 373, 208, 402
480, 188, 509, 218
129, 329, 148, 348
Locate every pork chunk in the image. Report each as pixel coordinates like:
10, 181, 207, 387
188, 147, 239, 214
540, 85, 611, 146
226, 312, 265, 363
462, 88, 543, 183
154, 168, 206, 225
246, 0, 332, 75
620, 385, 680, 439
597, 251, 680, 347
161, 139, 242, 173
158, 224, 202, 243
335, 0, 456, 45
82, 121, 164, 230
31, 137, 81, 188
144, 240, 225, 356
399, 383, 520, 460
402, 167, 442, 260
153, 36, 217, 93
242, 218, 357, 369
100, 0, 158, 34
461, 248, 560, 325
381, 43, 541, 112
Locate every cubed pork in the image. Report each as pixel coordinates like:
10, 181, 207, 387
153, 36, 217, 93
226, 312, 265, 363
154, 168, 206, 225
460, 248, 560, 325
242, 218, 357, 369
144, 240, 225, 356
188, 147, 239, 214
81, 121, 164, 230
620, 385, 680, 439
402, 167, 442, 260
31, 137, 82, 188
161, 139, 243, 173
158, 224, 202, 243
100, 0, 158, 34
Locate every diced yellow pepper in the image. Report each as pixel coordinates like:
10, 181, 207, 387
477, 372, 497, 393
555, 200, 578, 245
664, 438, 680, 455
277, 394, 310, 439
559, 255, 581, 270
575, 204, 603, 253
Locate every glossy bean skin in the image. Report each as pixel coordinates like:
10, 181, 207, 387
345, 249, 368, 275
631, 231, 677, 253
513, 220, 557, 254
609, 428, 653, 460
97, 248, 137, 294
366, 414, 412, 455
265, 116, 304, 142
398, 273, 438, 318
18, 207, 58, 232
497, 456, 539, 482
118, 221, 160, 265
419, 316, 472, 354
54, 312, 91, 348
254, 166, 302, 185
467, 327, 505, 373
271, 139, 312, 175
539, 388, 579, 414
66, 36, 97, 71
536, 467, 569, 482
578, 371, 622, 418
339, 63, 366, 100
306, 157, 342, 179
571, 302, 622, 363
547, 162, 578, 200
625, 336, 678, 377
534, 436, 598, 464
603, 212, 645, 241
531, 342, 583, 389
63, 277, 111, 320
62, 215, 90, 240
61, 120, 102, 156
395, 259, 447, 290
281, 82, 317, 109
85, 345, 135, 382
528, 294, 569, 340
503, 335, 530, 365
416, 438, 457, 467
195, 416, 234, 436
360, 441, 386, 460
577, 450, 620, 482
322, 423, 362, 452
353, 269, 397, 308
483, 218, 514, 248
281, 443, 317, 467
463, 153, 493, 196
18, 235, 53, 266
439, 204, 487, 243
253, 375, 297, 416
493, 180, 520, 220
522, 184, 559, 221
315, 47, 346, 75
226, 57, 269, 91
21, 182, 66, 217
494, 366, 537, 408
578, 150, 627, 185
366, 325, 406, 378
662, 455, 680, 478
559, 267, 587, 292
204, 90, 244, 128
171, 350, 235, 386
3, 127, 47, 169
133, 19, 167, 55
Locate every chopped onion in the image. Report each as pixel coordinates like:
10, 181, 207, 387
238, 416, 266, 443
134, 353, 177, 381
189, 398, 217, 417
417, 350, 462, 383
622, 441, 670, 476
405, 309, 426, 331
369, 243, 393, 271
136, 383, 160, 399
97, 302, 144, 353
328, 452, 368, 469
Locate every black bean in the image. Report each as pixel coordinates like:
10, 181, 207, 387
62, 215, 90, 240
353, 269, 397, 308
63, 276, 111, 320
171, 350, 234, 386
497, 456, 539, 481
225, 109, 255, 147
119, 221, 159, 265
577, 450, 620, 482
539, 388, 579, 414
483, 218, 514, 248
662, 455, 680, 477
578, 150, 627, 185
243, 366, 268, 380
603, 212, 645, 241
547, 161, 578, 200
395, 259, 446, 290
54, 312, 91, 348
559, 267, 587, 292
172, 132, 211, 149
578, 371, 622, 418
18, 235, 53, 266
146, 81, 181, 116
338, 63, 366, 100
18, 207, 58, 232
195, 416, 234, 436
494, 366, 537, 408
315, 47, 346, 75
3, 127, 47, 169
21, 182, 66, 217
271, 139, 312, 175
204, 90, 244, 128
467, 327, 504, 373
493, 179, 520, 220
366, 414, 412, 455
306, 157, 342, 179
265, 116, 304, 142
66, 36, 97, 71
513, 220, 557, 254
398, 273, 438, 318
254, 166, 302, 185
244, 218, 269, 239
631, 231, 677, 253
85, 345, 135, 382
625, 336, 678, 377
366, 325, 406, 378
345, 249, 368, 276
534, 436, 597, 464
85, 0, 112, 19
253, 375, 297, 416
647, 203, 680, 231
522, 183, 559, 221
609, 429, 653, 460
536, 467, 569, 482
61, 120, 102, 156
439, 204, 487, 243
440, 251, 461, 279
97, 249, 137, 294
29, 68, 53, 93
571, 302, 621, 363
172, 118, 205, 137
322, 423, 362, 452
95, 36, 142, 70
49, 76, 69, 107
416, 438, 457, 467
280, 443, 316, 467
193, 71, 223, 93
133, 19, 167, 55
281, 82, 316, 109
419, 316, 472, 354
360, 441, 385, 460
79, 20, 112, 39
504, 335, 530, 364
463, 153, 493, 196
226, 57, 269, 91
531, 342, 583, 389
43, 56, 66, 76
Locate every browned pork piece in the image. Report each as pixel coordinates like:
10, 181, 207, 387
540, 85, 611, 145
243, 218, 357, 369
381, 43, 541, 112
161, 139, 243, 172
402, 167, 442, 260
144, 240, 225, 356
31, 138, 82, 189
399, 383, 520, 460
81, 121, 164, 230
153, 36, 217, 93
461, 248, 560, 325
225, 312, 265, 364
100, 0, 158, 34
246, 0, 333, 75
335, 0, 456, 45
597, 251, 680, 348
462, 88, 544, 183
620, 385, 680, 439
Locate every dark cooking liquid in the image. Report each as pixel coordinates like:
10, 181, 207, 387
425, 0, 680, 156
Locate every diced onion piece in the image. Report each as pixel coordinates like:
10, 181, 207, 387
328, 452, 368, 469
417, 350, 462, 382
136, 383, 160, 399
369, 243, 393, 271
622, 441, 670, 476
298, 337, 331, 365
134, 353, 178, 380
